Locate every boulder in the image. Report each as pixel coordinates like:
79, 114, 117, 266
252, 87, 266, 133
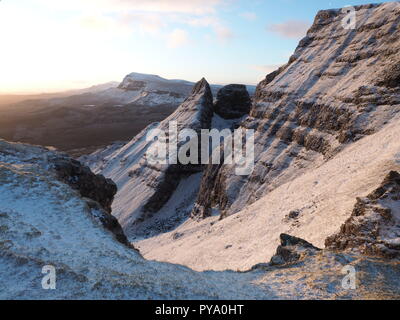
214, 84, 251, 119
270, 234, 321, 266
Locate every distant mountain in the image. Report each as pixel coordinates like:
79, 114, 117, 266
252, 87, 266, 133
117, 72, 256, 103
0, 72, 255, 157
38, 72, 255, 108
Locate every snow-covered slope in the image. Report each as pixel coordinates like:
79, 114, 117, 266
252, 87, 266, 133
83, 78, 215, 236
0, 139, 270, 299
2, 139, 400, 300
194, 2, 400, 219
136, 115, 400, 271
80, 3, 400, 280
84, 3, 400, 272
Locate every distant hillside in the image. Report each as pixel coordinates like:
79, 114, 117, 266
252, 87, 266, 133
0, 73, 255, 157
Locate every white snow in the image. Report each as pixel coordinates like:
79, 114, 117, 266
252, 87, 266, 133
136, 115, 400, 271
82, 81, 216, 233
83, 3, 400, 276
0, 139, 278, 299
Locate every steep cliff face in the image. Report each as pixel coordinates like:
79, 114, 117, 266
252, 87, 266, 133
83, 79, 215, 236
133, 3, 400, 272
195, 2, 400, 218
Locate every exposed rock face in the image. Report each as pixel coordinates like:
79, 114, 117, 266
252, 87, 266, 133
194, 2, 400, 219
0, 139, 129, 247
270, 234, 321, 266
4, 146, 400, 299
326, 171, 400, 258
50, 157, 133, 246
214, 84, 251, 119
84, 79, 215, 235
118, 79, 147, 91
51, 158, 117, 214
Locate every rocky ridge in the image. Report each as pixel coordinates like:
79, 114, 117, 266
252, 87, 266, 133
83, 79, 255, 236
194, 2, 400, 219
128, 3, 400, 272
1, 140, 400, 299
83, 79, 216, 235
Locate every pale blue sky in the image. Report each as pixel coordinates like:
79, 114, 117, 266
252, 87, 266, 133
0, 0, 393, 93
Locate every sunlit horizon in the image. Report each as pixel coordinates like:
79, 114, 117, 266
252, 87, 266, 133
0, 0, 393, 94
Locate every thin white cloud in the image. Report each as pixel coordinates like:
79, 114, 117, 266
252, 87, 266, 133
112, 0, 222, 14
267, 20, 311, 39
79, 15, 132, 35
240, 12, 257, 21
38, 0, 223, 15
118, 13, 166, 35
167, 29, 190, 48
215, 25, 234, 42
186, 15, 234, 43
39, 0, 231, 43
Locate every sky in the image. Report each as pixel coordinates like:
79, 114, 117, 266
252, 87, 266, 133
0, 0, 393, 93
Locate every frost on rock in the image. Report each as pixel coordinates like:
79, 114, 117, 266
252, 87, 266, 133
194, 2, 400, 219
326, 171, 400, 258
82, 78, 214, 237
131, 3, 400, 272
2, 139, 400, 299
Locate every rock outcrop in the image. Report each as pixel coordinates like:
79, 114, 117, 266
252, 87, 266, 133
83, 78, 215, 235
193, 2, 400, 219
4, 141, 400, 299
214, 84, 251, 119
270, 234, 321, 266
51, 158, 117, 214
0, 139, 129, 247
326, 171, 400, 258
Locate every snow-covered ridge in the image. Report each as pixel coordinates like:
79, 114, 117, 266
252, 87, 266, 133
195, 1, 400, 218
85, 2, 400, 272
2, 139, 400, 299
123, 72, 194, 86
0, 139, 271, 299
83, 78, 215, 236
